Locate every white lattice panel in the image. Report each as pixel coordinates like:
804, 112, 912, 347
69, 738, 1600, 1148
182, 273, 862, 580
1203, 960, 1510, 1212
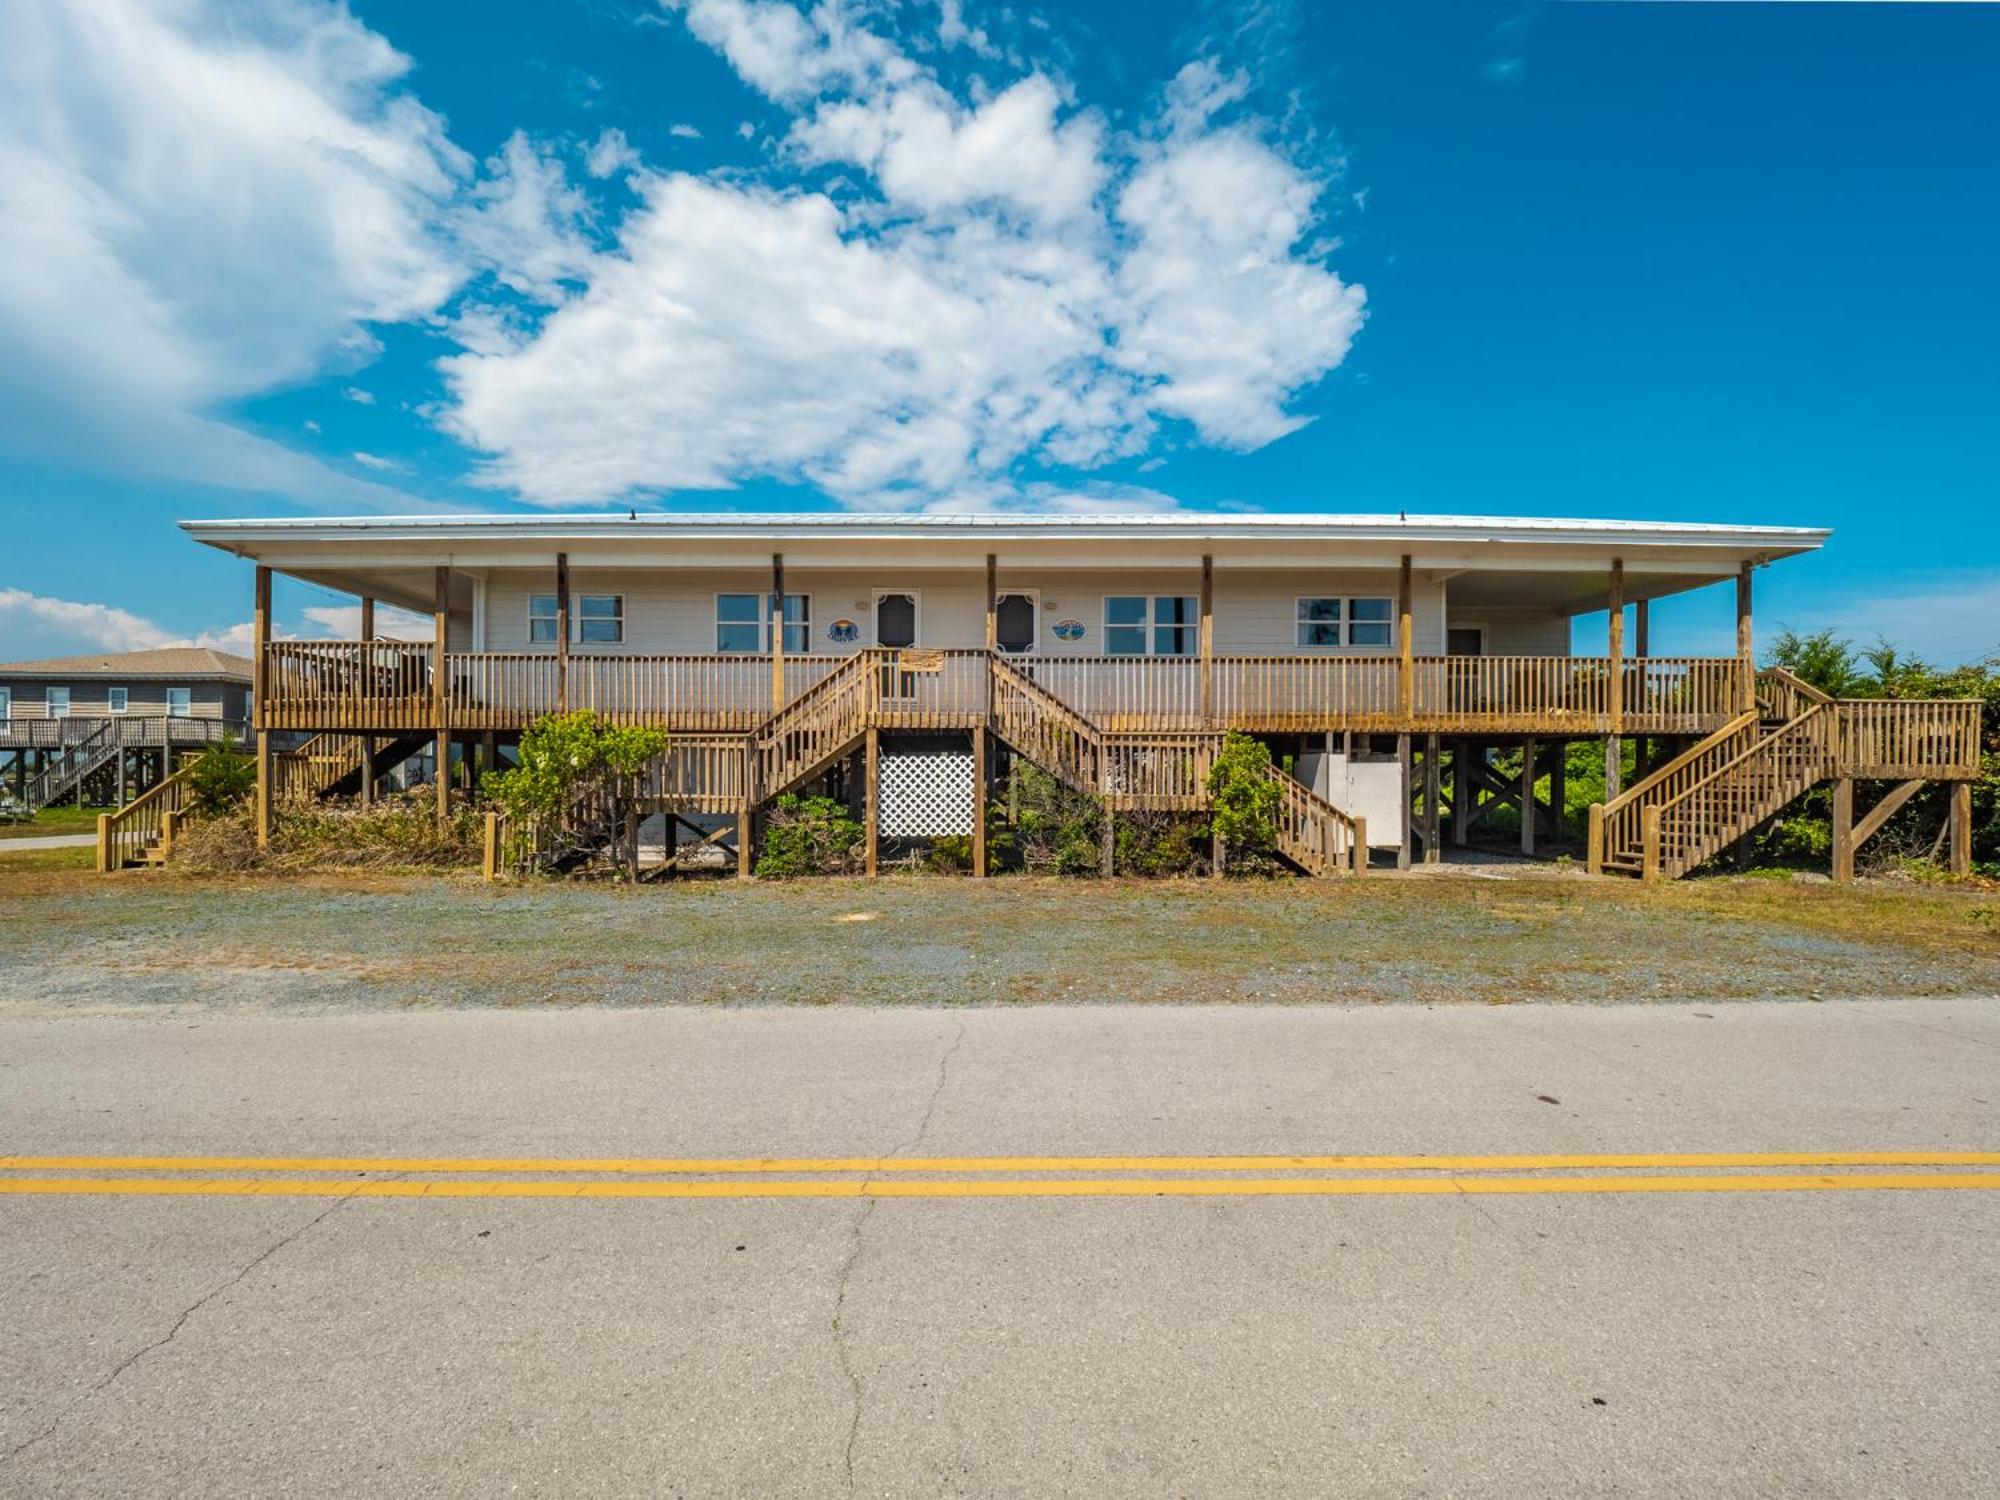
879, 751, 974, 837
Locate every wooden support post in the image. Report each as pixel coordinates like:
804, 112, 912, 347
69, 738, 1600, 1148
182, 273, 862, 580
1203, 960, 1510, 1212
984, 553, 997, 651
1212, 824, 1225, 880
971, 726, 987, 879
253, 565, 272, 847
770, 552, 786, 713
555, 552, 571, 714
1736, 560, 1755, 714
1949, 781, 1973, 877
1604, 734, 1622, 802
1640, 806, 1661, 882
1453, 740, 1472, 845
1587, 803, 1605, 876
1423, 732, 1441, 864
864, 727, 879, 878
1832, 775, 1855, 884
1632, 598, 1652, 781
359, 594, 376, 808
1520, 738, 1537, 856
1200, 554, 1214, 723
1396, 731, 1412, 871
483, 732, 498, 781
1607, 558, 1625, 737
1397, 555, 1414, 724
1550, 743, 1567, 847
1351, 816, 1368, 875
433, 566, 450, 830
482, 812, 500, 882
435, 731, 451, 829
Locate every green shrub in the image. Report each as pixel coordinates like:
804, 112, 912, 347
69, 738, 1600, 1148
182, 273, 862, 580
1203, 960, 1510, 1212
184, 737, 256, 817
1005, 762, 1103, 874
756, 794, 864, 877
1114, 812, 1212, 876
484, 711, 667, 878
1206, 731, 1279, 868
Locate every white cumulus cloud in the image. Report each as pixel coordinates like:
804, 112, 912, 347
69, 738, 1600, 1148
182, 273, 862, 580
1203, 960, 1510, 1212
439, 2, 1366, 507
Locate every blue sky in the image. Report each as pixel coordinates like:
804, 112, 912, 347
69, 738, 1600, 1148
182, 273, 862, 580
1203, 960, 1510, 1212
1, 0, 1995, 661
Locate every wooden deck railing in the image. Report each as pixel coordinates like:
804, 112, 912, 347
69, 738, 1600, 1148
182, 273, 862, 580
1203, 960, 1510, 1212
1833, 700, 1983, 779
263, 643, 1756, 737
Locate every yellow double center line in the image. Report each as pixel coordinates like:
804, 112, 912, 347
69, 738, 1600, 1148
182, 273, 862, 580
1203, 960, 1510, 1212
1, 1152, 1997, 1201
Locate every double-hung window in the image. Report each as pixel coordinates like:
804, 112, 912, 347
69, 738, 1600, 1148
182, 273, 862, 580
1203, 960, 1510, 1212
165, 688, 191, 718
716, 594, 810, 653
529, 594, 624, 645
1296, 596, 1395, 648
46, 686, 70, 718
108, 687, 129, 713
0, 687, 10, 722
1105, 596, 1198, 656
576, 595, 624, 645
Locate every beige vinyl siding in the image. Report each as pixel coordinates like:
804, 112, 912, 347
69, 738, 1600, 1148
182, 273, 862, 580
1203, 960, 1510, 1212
1452, 608, 1572, 656
478, 567, 1459, 657
0, 679, 238, 719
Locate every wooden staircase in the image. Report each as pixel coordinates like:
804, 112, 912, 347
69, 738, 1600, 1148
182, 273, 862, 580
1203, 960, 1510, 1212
990, 654, 1104, 795
1266, 764, 1366, 876
24, 720, 119, 809
1590, 667, 1980, 881
271, 731, 431, 801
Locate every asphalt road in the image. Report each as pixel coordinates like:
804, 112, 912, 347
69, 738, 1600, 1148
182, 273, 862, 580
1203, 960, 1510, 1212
2, 999, 1996, 1496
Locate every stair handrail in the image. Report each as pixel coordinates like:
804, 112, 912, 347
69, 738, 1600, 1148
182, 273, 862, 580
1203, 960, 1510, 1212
96, 763, 195, 872
1643, 703, 1833, 877
1756, 665, 1833, 721
989, 652, 1105, 794
1264, 762, 1364, 875
26, 717, 117, 807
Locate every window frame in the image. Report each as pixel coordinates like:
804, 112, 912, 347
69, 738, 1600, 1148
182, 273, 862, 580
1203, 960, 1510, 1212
106, 686, 129, 714
0, 687, 10, 722
1103, 595, 1199, 657
528, 593, 627, 646
714, 592, 812, 654
1294, 597, 1344, 650
574, 594, 625, 646
46, 686, 70, 719
1345, 596, 1395, 649
165, 687, 192, 718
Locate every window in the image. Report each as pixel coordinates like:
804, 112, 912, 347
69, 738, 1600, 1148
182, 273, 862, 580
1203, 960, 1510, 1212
46, 686, 69, 718
166, 688, 191, 717
1296, 598, 1342, 648
1347, 597, 1394, 648
108, 687, 129, 714
716, 594, 810, 653
529, 594, 625, 644
1296, 596, 1396, 648
0, 688, 10, 722
1105, 596, 1199, 656
529, 594, 560, 644
576, 595, 624, 645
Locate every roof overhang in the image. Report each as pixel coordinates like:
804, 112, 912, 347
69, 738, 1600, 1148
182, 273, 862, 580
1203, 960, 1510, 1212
182, 512, 1830, 617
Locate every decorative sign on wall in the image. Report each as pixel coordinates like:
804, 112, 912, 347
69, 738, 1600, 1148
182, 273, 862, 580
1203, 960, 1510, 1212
827, 618, 860, 644
1052, 618, 1086, 643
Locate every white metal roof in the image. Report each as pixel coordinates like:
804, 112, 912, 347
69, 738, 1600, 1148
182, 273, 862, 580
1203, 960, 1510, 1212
183, 511, 1829, 550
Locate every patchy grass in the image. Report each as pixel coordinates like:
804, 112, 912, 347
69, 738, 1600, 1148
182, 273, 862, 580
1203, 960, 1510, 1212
0, 805, 110, 839
0, 845, 96, 873
0, 866, 1995, 1014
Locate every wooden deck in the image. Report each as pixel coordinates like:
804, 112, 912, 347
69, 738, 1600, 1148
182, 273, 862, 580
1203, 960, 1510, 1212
259, 643, 1748, 738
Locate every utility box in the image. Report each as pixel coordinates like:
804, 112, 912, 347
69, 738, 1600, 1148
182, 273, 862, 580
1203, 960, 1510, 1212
1297, 750, 1405, 849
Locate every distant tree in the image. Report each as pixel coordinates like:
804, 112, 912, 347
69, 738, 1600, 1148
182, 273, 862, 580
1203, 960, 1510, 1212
1765, 628, 1867, 698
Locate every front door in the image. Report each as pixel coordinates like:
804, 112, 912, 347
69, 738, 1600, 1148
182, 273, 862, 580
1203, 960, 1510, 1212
994, 591, 1037, 654
874, 591, 919, 649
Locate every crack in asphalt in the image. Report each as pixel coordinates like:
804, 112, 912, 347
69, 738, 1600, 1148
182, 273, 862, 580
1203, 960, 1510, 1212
834, 1015, 967, 1495
2, 1185, 364, 1468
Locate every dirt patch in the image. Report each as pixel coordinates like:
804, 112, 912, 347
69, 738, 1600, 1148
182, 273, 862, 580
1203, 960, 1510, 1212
1, 868, 1995, 1014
